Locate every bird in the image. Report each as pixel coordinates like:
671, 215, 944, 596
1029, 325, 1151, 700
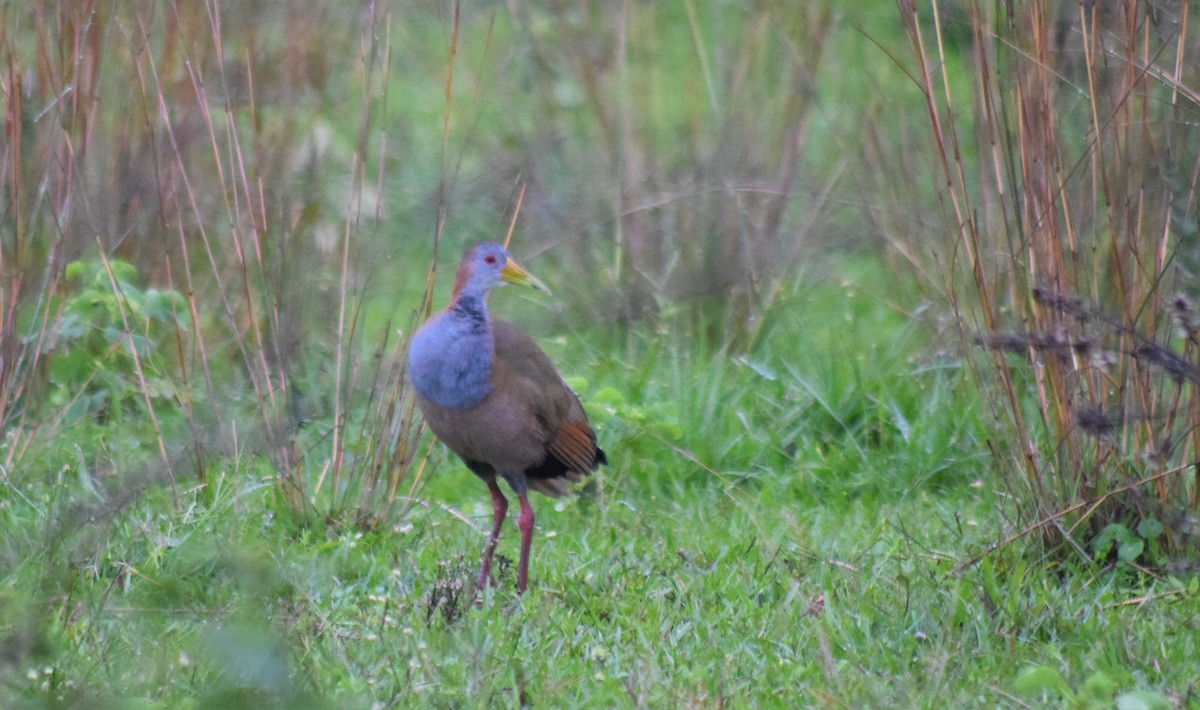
406, 242, 606, 593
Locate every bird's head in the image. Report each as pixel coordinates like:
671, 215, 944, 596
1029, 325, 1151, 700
453, 242, 551, 299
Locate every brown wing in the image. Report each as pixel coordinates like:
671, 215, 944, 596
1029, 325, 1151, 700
492, 319, 606, 480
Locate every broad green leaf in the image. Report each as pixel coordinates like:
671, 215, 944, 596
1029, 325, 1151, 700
594, 386, 625, 406
651, 422, 684, 440
126, 333, 153, 357
1136, 517, 1163, 540
1013, 665, 1069, 696
109, 259, 139, 285
1115, 690, 1172, 710
1116, 539, 1144, 563
1092, 523, 1133, 559
564, 376, 590, 394
65, 260, 86, 281
55, 313, 87, 342
1081, 670, 1116, 702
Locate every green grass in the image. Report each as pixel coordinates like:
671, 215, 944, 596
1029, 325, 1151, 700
3, 2, 1198, 708
2, 256, 1195, 708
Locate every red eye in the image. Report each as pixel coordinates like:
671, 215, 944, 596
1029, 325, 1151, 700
484, 254, 497, 265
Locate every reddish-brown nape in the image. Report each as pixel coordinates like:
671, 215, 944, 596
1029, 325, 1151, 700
450, 257, 473, 300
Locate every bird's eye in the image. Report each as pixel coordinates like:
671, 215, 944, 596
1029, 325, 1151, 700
484, 254, 497, 265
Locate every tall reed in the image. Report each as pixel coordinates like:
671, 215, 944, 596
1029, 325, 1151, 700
0, 1, 432, 524
895, 0, 1200, 559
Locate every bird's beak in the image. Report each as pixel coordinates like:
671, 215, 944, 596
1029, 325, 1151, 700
501, 256, 552, 295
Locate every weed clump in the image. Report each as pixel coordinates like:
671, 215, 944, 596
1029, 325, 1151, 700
423, 555, 474, 626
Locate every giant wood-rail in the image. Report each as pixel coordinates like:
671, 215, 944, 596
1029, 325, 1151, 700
407, 242, 606, 593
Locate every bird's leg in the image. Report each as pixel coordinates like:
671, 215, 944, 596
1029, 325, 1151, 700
516, 493, 535, 593
477, 479, 508, 590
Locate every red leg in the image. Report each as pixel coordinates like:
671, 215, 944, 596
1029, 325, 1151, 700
476, 480, 508, 590
516, 493, 535, 593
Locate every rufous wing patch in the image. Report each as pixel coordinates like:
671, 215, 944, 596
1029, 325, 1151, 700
547, 419, 600, 473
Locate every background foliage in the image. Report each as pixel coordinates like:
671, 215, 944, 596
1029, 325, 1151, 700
1, 0, 1197, 706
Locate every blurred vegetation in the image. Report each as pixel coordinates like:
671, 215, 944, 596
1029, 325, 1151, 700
1, 1, 907, 519
1, 0, 1197, 706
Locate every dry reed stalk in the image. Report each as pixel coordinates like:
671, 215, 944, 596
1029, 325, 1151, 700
1, 1, 436, 527
897, 0, 1200, 558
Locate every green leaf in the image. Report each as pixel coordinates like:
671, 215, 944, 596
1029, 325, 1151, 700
1081, 670, 1116, 703
108, 259, 139, 286
65, 260, 86, 281
1116, 538, 1144, 563
126, 333, 153, 358
143, 377, 179, 400
121, 287, 147, 312
49, 350, 96, 384
54, 313, 87, 343
564, 376, 590, 394
1013, 664, 1069, 697
1115, 690, 1172, 710
1092, 523, 1133, 559
651, 421, 684, 440
980, 557, 1000, 608
594, 386, 625, 406
1136, 517, 1163, 540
